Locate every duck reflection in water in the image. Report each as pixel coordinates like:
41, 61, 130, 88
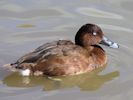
3, 67, 119, 91
3, 23, 119, 91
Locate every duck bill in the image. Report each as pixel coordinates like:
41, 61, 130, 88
100, 36, 119, 48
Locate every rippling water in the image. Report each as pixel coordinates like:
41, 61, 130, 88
0, 0, 133, 100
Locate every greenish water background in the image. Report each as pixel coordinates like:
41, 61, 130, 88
0, 0, 133, 100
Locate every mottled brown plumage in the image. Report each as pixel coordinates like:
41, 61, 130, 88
8, 23, 119, 76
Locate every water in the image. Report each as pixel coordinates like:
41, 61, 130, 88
0, 0, 133, 100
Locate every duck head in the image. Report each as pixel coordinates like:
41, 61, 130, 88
75, 23, 119, 48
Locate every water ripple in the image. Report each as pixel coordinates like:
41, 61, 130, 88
0, 9, 63, 19
77, 7, 124, 19
0, 4, 26, 12
99, 24, 133, 32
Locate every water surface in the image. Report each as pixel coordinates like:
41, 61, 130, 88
0, 0, 133, 100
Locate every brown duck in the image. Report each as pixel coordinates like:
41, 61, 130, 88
7, 23, 119, 76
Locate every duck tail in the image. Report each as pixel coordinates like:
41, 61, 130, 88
3, 62, 19, 72
3, 62, 18, 69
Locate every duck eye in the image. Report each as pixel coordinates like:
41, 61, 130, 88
93, 32, 97, 36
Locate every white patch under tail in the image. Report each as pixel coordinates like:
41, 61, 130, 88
20, 69, 31, 76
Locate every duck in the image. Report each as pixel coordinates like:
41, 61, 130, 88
7, 23, 119, 76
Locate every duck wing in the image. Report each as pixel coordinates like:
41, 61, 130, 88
11, 40, 74, 66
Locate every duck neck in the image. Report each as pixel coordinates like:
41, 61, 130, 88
83, 45, 95, 52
